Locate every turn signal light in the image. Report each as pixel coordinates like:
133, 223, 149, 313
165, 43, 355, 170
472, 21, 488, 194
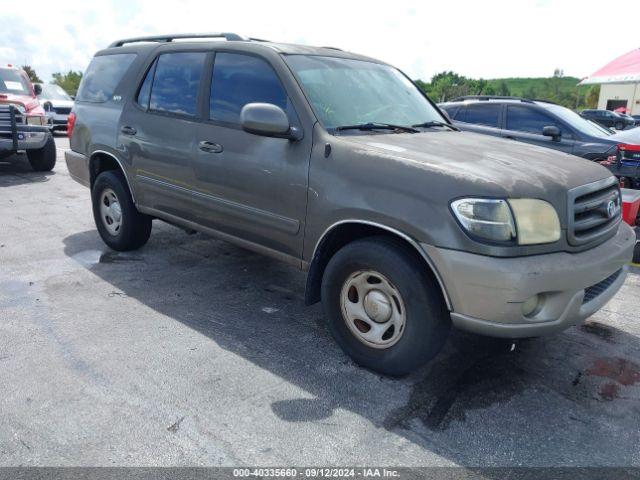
67, 112, 76, 138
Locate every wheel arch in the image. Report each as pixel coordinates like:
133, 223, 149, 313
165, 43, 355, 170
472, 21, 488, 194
304, 220, 452, 310
89, 150, 136, 202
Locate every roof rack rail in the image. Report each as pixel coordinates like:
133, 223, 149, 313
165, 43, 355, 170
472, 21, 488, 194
108, 33, 247, 48
450, 95, 560, 106
451, 95, 534, 104
321, 46, 343, 51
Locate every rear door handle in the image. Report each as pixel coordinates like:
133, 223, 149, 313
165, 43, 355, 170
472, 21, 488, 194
199, 141, 223, 154
121, 125, 137, 136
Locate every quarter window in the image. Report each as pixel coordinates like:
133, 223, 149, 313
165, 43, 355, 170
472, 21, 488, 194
77, 53, 136, 103
209, 53, 288, 124
506, 105, 563, 135
149, 52, 206, 116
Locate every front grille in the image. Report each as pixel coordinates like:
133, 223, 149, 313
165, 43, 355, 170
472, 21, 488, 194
0, 104, 24, 127
567, 177, 621, 246
54, 107, 71, 115
583, 269, 622, 304
0, 105, 23, 146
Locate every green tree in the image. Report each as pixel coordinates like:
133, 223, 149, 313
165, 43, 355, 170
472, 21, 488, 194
51, 70, 83, 96
496, 80, 510, 96
585, 85, 600, 109
21, 65, 42, 83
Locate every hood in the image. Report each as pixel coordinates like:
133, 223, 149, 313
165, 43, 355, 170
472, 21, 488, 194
344, 130, 612, 197
39, 98, 74, 109
0, 92, 40, 112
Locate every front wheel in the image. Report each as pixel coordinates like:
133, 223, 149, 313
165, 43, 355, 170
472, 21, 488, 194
321, 236, 450, 376
27, 135, 56, 171
92, 170, 152, 251
615, 122, 624, 130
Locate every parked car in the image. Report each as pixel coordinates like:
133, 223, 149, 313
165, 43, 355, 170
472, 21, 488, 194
581, 109, 635, 130
66, 33, 634, 376
439, 96, 624, 159
0, 66, 56, 170
36, 83, 74, 132
604, 128, 640, 189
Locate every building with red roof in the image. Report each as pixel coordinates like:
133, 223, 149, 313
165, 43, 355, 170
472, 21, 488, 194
580, 48, 640, 115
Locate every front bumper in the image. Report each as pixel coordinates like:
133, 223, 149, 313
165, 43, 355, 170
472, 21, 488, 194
423, 222, 635, 338
0, 128, 49, 153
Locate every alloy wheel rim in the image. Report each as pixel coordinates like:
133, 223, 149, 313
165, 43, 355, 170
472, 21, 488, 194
340, 270, 406, 349
99, 188, 122, 236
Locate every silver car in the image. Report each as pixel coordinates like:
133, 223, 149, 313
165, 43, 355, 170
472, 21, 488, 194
36, 83, 74, 132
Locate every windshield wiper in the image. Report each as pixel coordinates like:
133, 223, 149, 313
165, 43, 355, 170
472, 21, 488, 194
335, 122, 419, 133
411, 121, 459, 131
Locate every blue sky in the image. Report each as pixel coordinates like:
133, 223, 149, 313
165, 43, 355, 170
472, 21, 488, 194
1, 0, 636, 83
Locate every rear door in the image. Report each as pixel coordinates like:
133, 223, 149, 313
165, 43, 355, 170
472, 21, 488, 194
190, 51, 311, 260
453, 103, 503, 138
118, 50, 207, 219
502, 104, 575, 153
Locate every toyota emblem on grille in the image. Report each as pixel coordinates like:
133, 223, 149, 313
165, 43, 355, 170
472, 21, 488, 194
606, 200, 617, 218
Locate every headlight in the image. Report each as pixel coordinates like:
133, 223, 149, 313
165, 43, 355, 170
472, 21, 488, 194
451, 198, 561, 245
26, 115, 45, 126
509, 199, 561, 245
451, 198, 515, 242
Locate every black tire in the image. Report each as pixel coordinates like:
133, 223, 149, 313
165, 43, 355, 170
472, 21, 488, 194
321, 236, 450, 376
633, 242, 640, 265
615, 122, 624, 130
92, 170, 152, 251
27, 135, 56, 171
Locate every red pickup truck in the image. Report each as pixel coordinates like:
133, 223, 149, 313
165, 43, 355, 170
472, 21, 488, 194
0, 65, 56, 171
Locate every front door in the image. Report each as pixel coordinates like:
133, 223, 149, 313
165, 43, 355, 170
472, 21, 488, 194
191, 52, 311, 260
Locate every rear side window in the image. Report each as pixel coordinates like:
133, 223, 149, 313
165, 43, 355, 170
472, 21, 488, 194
136, 59, 157, 109
149, 52, 206, 116
210, 53, 288, 124
77, 54, 136, 103
463, 103, 501, 127
506, 105, 562, 134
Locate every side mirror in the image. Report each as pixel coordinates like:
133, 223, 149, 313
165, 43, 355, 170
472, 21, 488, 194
70, 95, 75, 101
33, 84, 42, 96
542, 125, 561, 140
240, 103, 301, 140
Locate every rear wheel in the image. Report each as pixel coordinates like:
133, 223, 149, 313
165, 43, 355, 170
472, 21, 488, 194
92, 170, 152, 251
27, 135, 56, 171
321, 236, 450, 376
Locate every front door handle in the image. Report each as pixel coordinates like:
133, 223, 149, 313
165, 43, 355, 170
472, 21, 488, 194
121, 125, 137, 136
199, 141, 223, 154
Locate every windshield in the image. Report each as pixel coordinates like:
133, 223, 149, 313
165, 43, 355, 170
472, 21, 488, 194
544, 104, 612, 138
0, 69, 30, 95
285, 55, 444, 130
39, 84, 73, 101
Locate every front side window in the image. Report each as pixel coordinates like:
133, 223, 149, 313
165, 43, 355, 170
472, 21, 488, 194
149, 52, 206, 116
285, 55, 443, 129
77, 53, 136, 103
209, 53, 288, 124
462, 103, 501, 128
506, 105, 562, 135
